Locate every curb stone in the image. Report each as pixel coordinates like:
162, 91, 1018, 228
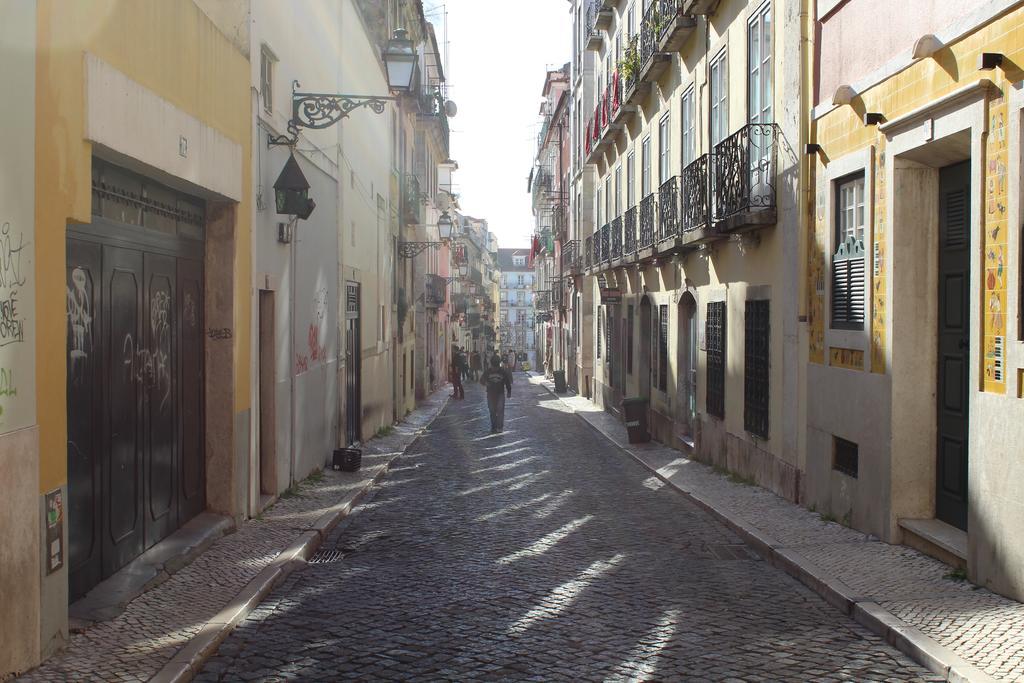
530, 376, 998, 683
149, 395, 450, 683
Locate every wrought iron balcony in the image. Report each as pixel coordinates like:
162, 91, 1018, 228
610, 216, 623, 260
639, 194, 656, 250
658, 177, 680, 241
600, 223, 611, 263
585, 0, 610, 50
681, 154, 711, 232
639, 3, 672, 82
712, 123, 779, 230
562, 239, 579, 274
624, 206, 637, 255
402, 174, 424, 225
584, 235, 594, 269
425, 274, 446, 309
657, 0, 697, 52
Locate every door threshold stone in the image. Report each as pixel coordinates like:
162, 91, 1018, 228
69, 512, 233, 624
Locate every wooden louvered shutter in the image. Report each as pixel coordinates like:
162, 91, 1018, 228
831, 236, 865, 329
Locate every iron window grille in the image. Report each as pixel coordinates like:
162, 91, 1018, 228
658, 305, 669, 391
833, 436, 859, 478
597, 307, 603, 358
627, 304, 635, 374
744, 299, 769, 438
706, 301, 726, 419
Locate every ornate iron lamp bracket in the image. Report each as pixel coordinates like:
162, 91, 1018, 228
268, 81, 397, 147
398, 241, 443, 259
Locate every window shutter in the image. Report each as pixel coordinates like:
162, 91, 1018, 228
831, 236, 865, 329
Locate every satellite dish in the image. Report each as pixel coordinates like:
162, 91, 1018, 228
435, 192, 452, 211
444, 100, 458, 118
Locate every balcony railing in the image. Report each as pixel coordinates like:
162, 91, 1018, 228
402, 174, 423, 225
600, 223, 610, 263
622, 38, 640, 95
640, 2, 659, 69
562, 239, 579, 273
611, 216, 623, 259
610, 72, 622, 119
425, 274, 446, 309
658, 177, 679, 241
639, 194, 656, 249
624, 206, 637, 254
585, 235, 594, 269
713, 123, 779, 221
681, 154, 711, 232
657, 0, 684, 42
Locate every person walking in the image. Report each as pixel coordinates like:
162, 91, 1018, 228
480, 355, 512, 433
459, 346, 470, 382
470, 350, 482, 381
506, 349, 517, 372
449, 350, 464, 400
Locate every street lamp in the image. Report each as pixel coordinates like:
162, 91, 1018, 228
273, 154, 316, 219
398, 210, 456, 258
267, 29, 418, 148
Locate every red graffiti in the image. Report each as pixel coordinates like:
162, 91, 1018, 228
308, 324, 326, 363
295, 354, 309, 374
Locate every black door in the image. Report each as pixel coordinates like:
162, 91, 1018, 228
936, 161, 970, 531
67, 230, 205, 601
345, 282, 362, 445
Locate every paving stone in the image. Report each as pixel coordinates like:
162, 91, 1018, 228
194, 377, 940, 681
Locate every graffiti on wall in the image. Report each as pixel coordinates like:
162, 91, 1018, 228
67, 266, 93, 385
122, 290, 173, 411
983, 97, 1008, 393
0, 222, 26, 347
296, 287, 330, 375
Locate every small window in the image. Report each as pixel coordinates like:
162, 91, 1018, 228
658, 304, 669, 391
832, 174, 866, 330
681, 87, 696, 167
706, 301, 726, 418
260, 46, 276, 114
659, 113, 671, 185
710, 49, 729, 146
833, 436, 859, 478
744, 299, 769, 438
641, 136, 652, 196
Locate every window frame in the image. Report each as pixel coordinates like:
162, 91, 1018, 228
260, 45, 277, 115
659, 112, 672, 184
747, 2, 772, 126
706, 300, 726, 419
627, 152, 636, 207
641, 135, 652, 197
710, 48, 729, 147
681, 86, 696, 167
831, 171, 867, 331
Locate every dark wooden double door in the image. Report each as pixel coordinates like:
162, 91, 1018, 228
67, 224, 205, 601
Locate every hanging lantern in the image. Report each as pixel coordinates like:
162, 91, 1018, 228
273, 154, 316, 219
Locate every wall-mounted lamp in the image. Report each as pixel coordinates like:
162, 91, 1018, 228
864, 112, 886, 126
398, 211, 456, 258
978, 52, 1004, 70
273, 154, 316, 219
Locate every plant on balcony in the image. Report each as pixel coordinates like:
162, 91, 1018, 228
618, 40, 641, 83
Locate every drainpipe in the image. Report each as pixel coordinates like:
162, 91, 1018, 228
289, 215, 297, 488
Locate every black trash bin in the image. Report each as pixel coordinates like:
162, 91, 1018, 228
553, 369, 567, 393
621, 397, 650, 443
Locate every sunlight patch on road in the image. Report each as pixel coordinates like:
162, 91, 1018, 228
472, 431, 518, 442
485, 439, 528, 450
472, 456, 540, 475
477, 446, 533, 461
642, 476, 666, 491
458, 471, 535, 496
505, 553, 627, 635
657, 458, 692, 480
533, 489, 574, 519
497, 515, 593, 565
507, 470, 550, 491
474, 492, 555, 522
536, 401, 575, 414
605, 609, 681, 682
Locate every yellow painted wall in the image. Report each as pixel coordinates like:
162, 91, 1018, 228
34, 0, 252, 494
809, 5, 1024, 385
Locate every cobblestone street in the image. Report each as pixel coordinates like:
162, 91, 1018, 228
197, 378, 939, 682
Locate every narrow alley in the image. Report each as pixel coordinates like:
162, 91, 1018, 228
195, 377, 936, 681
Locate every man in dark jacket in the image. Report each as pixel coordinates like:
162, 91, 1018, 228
480, 355, 513, 433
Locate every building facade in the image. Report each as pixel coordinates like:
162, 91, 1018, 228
572, 0, 808, 501
498, 249, 537, 362
809, 0, 1024, 601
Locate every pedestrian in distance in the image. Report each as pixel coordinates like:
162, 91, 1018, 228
459, 346, 470, 382
470, 350, 482, 381
480, 355, 512, 433
449, 350, 465, 400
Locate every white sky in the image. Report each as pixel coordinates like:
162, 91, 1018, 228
425, 1, 571, 250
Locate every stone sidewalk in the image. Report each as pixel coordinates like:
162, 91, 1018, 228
19, 390, 449, 683
529, 374, 1024, 683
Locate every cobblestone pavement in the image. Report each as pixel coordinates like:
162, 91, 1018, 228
198, 378, 940, 682
534, 376, 1024, 682
18, 391, 448, 683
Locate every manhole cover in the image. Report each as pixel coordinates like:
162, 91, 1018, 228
308, 549, 345, 564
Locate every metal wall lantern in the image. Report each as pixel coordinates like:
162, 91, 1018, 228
267, 29, 416, 147
398, 210, 456, 258
274, 154, 316, 219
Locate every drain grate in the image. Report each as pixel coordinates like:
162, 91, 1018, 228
308, 548, 346, 564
